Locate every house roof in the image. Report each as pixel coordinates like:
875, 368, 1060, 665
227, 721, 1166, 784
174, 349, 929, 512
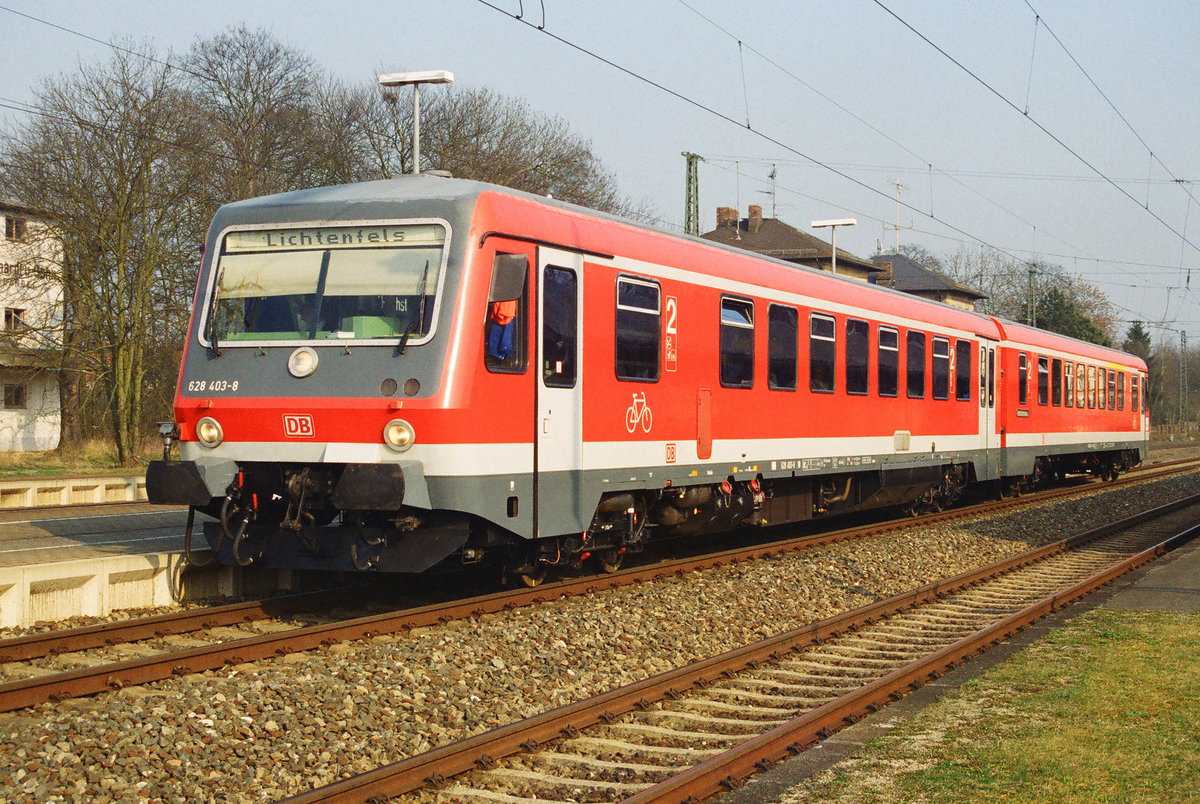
0, 198, 45, 219
872, 252, 986, 299
701, 217, 881, 273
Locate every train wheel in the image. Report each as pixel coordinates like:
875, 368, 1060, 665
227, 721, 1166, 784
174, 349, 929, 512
517, 564, 548, 588
596, 549, 624, 573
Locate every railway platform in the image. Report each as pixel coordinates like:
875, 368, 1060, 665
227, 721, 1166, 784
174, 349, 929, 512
719, 524, 1200, 803
0, 504, 294, 628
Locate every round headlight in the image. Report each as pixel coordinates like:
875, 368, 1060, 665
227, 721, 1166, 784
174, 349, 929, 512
383, 418, 415, 452
288, 346, 319, 378
196, 416, 223, 448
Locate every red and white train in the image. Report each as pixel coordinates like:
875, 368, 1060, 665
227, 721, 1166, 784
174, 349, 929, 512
147, 176, 1149, 583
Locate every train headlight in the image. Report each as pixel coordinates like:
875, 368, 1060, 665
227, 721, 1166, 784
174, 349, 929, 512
383, 418, 415, 452
196, 416, 224, 448
288, 346, 319, 378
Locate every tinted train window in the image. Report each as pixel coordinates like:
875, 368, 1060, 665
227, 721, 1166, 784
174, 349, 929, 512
1037, 356, 1049, 405
542, 266, 577, 388
880, 327, 900, 398
1076, 363, 1086, 407
932, 337, 950, 400
767, 304, 797, 391
1117, 371, 1125, 410
1065, 362, 1074, 407
1108, 371, 1117, 410
979, 345, 986, 407
810, 313, 836, 393
1051, 358, 1063, 406
907, 331, 926, 399
1099, 368, 1107, 409
956, 340, 972, 401
1087, 365, 1096, 408
720, 297, 754, 388
615, 277, 660, 381
1018, 353, 1028, 405
846, 319, 869, 395
1132, 375, 1140, 412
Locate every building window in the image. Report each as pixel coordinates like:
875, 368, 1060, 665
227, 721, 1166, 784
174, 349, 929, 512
846, 318, 869, 395
4, 308, 25, 331
880, 327, 899, 398
3, 384, 26, 409
931, 337, 950, 400
615, 277, 661, 382
719, 296, 754, 388
1018, 352, 1028, 405
767, 304, 797, 391
1037, 356, 1049, 405
907, 331, 926, 399
809, 313, 836, 393
955, 340, 972, 401
4, 217, 28, 242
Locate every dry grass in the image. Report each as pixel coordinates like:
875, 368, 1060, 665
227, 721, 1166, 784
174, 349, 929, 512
777, 608, 1200, 803
0, 437, 159, 478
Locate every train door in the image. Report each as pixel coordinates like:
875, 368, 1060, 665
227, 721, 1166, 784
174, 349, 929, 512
536, 248, 585, 538
979, 339, 1001, 479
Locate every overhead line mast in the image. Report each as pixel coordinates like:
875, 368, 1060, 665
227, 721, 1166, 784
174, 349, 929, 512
683, 152, 705, 236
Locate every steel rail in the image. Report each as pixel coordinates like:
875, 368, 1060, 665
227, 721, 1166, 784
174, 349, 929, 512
280, 492, 1200, 803
1, 458, 1194, 713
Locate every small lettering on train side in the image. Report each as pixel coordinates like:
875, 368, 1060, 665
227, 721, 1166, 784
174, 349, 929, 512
665, 296, 679, 372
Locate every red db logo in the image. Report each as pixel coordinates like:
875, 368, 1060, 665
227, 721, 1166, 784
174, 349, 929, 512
283, 414, 315, 438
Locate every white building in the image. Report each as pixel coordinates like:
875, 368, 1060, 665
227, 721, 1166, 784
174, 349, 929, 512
0, 200, 62, 451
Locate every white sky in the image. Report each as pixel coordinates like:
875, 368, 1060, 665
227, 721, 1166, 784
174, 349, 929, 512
1, 0, 1197, 342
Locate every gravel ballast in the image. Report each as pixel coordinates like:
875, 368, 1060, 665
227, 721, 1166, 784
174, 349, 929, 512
1, 470, 1198, 803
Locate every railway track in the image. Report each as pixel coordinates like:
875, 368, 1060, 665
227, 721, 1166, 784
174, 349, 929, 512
282, 492, 1200, 804
0, 458, 1195, 715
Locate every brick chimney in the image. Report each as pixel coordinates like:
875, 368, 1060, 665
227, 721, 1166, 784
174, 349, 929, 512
748, 205, 762, 232
716, 207, 738, 229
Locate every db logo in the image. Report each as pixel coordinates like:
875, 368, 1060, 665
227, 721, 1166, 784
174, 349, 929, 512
665, 443, 677, 464
283, 414, 315, 438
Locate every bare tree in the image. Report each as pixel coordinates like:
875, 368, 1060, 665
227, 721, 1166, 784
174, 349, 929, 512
0, 44, 204, 462
364, 82, 653, 219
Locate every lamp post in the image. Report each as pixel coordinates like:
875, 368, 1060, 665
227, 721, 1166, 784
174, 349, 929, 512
811, 218, 857, 276
377, 70, 455, 175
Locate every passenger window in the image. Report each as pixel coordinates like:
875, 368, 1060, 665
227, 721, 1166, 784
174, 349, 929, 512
1117, 371, 1125, 410
1132, 375, 1140, 412
846, 318, 869, 395
809, 313, 836, 393
880, 327, 899, 398
906, 331, 926, 399
932, 337, 950, 400
1076, 363, 1086, 408
1087, 365, 1097, 408
1065, 362, 1074, 407
542, 266, 577, 388
1099, 368, 1108, 409
1108, 371, 1117, 410
1052, 358, 1063, 406
956, 340, 972, 401
1018, 352, 1028, 405
615, 277, 661, 381
720, 297, 754, 388
988, 349, 995, 408
485, 253, 529, 374
767, 304, 798, 391
1037, 356, 1049, 405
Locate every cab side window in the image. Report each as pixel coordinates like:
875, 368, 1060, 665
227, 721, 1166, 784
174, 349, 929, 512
485, 253, 529, 374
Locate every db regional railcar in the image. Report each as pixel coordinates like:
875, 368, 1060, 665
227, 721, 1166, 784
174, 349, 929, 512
146, 175, 1149, 584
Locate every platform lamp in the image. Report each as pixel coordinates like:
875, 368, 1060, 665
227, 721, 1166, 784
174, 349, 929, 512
811, 218, 857, 276
377, 70, 455, 175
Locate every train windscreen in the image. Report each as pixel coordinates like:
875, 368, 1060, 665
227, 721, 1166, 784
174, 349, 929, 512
207, 223, 446, 343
